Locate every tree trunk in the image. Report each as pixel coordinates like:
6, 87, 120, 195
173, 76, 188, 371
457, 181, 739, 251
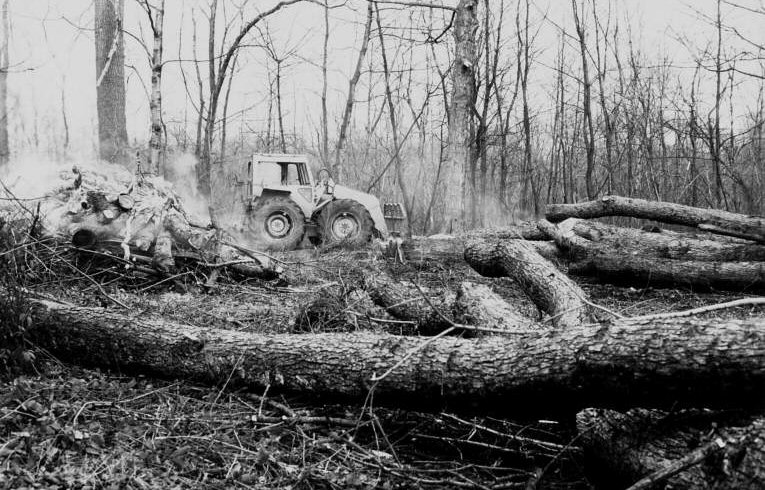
394, 236, 561, 266
453, 282, 537, 334
577, 408, 765, 489
148, 0, 165, 175
366, 276, 454, 335
333, 1, 373, 181
539, 219, 765, 291
568, 220, 765, 262
26, 298, 765, 413
95, 0, 128, 164
464, 239, 591, 329
546, 195, 765, 243
443, 0, 478, 232
0, 0, 9, 168
569, 255, 765, 291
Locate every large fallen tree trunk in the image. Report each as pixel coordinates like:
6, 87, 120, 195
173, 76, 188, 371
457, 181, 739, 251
577, 408, 765, 489
570, 220, 765, 262
546, 195, 765, 243
395, 236, 562, 266
464, 239, 591, 329
27, 298, 765, 413
540, 220, 765, 291
569, 255, 765, 291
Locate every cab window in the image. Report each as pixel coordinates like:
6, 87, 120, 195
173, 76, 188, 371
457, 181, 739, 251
256, 161, 281, 186
285, 163, 302, 185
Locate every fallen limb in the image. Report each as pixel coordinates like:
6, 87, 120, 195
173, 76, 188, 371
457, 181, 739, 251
464, 239, 591, 329
546, 195, 765, 243
27, 297, 765, 412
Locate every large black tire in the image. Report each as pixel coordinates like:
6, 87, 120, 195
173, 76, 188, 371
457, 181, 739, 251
247, 196, 306, 251
316, 199, 375, 246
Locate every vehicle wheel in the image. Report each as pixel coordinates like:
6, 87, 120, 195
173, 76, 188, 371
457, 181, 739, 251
247, 196, 306, 251
316, 199, 374, 246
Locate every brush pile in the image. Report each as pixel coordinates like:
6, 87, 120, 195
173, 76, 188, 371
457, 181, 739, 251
0, 163, 280, 286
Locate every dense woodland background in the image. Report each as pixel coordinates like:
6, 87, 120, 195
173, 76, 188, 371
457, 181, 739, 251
0, 0, 763, 234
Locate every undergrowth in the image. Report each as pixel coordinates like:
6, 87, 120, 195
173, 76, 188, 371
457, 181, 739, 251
0, 217, 35, 377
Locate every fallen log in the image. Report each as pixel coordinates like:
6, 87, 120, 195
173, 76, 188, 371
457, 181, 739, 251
366, 276, 454, 335
570, 220, 765, 262
395, 236, 562, 266
464, 239, 591, 329
452, 282, 538, 334
569, 255, 765, 292
577, 408, 765, 489
546, 195, 765, 243
540, 220, 765, 291
27, 298, 765, 413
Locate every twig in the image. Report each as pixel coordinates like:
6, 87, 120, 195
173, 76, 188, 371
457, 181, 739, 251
369, 326, 456, 382
628, 297, 765, 322
625, 438, 726, 490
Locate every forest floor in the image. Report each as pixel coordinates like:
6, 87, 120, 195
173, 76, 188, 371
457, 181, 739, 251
2, 247, 764, 489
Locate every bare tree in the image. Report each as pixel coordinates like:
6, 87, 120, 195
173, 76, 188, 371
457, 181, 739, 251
143, 0, 166, 175
444, 0, 478, 232
572, 0, 596, 199
333, 1, 373, 182
198, 0, 308, 197
95, 0, 129, 164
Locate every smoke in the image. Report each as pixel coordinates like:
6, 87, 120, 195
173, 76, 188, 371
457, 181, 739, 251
163, 152, 210, 223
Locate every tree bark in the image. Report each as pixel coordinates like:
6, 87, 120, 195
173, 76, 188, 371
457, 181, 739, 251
95, 0, 128, 164
453, 282, 537, 334
26, 298, 765, 413
366, 276, 454, 335
443, 0, 478, 232
464, 239, 591, 329
539, 219, 765, 291
148, 0, 165, 175
569, 255, 765, 291
546, 196, 765, 243
569, 220, 765, 262
395, 236, 561, 266
577, 408, 765, 489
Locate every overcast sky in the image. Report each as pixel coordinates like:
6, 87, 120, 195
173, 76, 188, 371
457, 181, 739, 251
5, 0, 764, 161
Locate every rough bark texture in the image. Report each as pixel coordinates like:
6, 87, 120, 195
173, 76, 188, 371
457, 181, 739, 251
464, 239, 590, 329
453, 282, 538, 334
569, 255, 765, 292
396, 236, 560, 266
546, 195, 765, 243
571, 220, 765, 262
577, 408, 765, 489
366, 276, 454, 335
95, 0, 128, 163
442, 0, 478, 232
27, 299, 765, 413
540, 219, 765, 291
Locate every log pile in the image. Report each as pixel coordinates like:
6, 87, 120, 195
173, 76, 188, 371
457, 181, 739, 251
0, 163, 280, 282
